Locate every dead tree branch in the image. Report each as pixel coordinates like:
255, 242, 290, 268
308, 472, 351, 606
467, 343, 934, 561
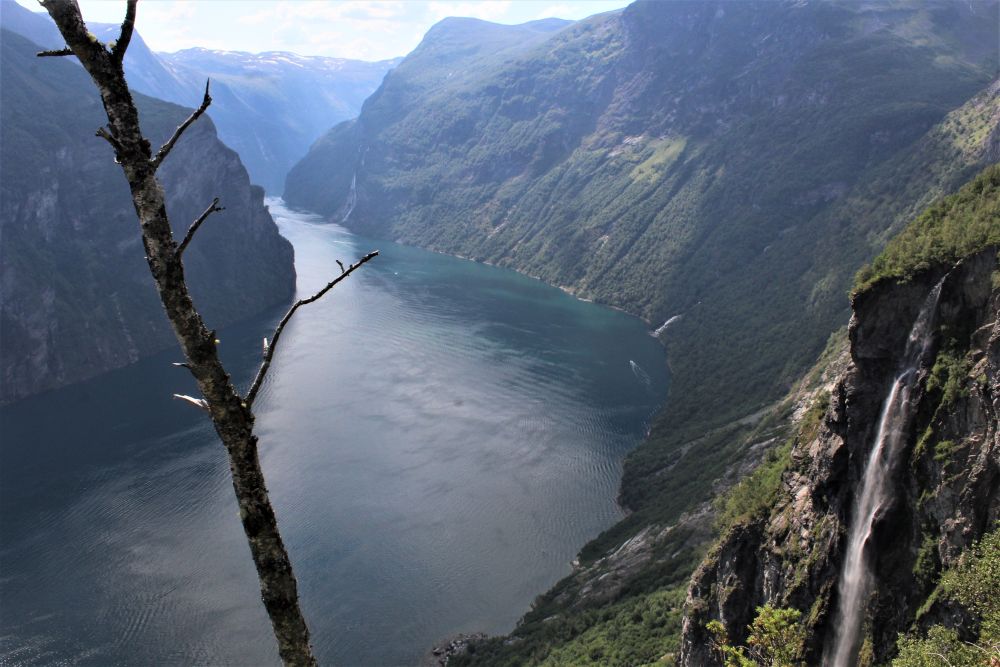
151, 79, 212, 170
245, 251, 379, 407
37, 47, 74, 57
110, 0, 136, 63
95, 126, 124, 157
177, 197, 224, 257
174, 393, 209, 411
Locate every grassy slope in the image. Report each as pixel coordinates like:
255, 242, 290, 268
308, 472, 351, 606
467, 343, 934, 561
613, 79, 999, 554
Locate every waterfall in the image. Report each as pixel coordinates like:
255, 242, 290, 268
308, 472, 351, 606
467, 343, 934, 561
342, 146, 368, 223
827, 280, 944, 667
341, 171, 358, 222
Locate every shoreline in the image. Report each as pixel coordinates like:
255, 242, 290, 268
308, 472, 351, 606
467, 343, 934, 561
420, 633, 489, 667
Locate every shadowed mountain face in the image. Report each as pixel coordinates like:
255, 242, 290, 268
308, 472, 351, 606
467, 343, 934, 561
0, 0, 397, 193
285, 0, 999, 522
0, 29, 295, 403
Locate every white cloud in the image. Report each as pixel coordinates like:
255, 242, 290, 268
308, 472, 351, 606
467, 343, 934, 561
140, 1, 196, 24
342, 1, 409, 20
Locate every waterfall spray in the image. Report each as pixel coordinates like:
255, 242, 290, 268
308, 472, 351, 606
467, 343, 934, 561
827, 279, 944, 667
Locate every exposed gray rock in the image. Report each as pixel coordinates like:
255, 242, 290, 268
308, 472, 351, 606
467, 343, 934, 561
680, 247, 1000, 665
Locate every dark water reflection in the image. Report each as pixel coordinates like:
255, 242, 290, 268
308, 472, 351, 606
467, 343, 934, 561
0, 200, 668, 666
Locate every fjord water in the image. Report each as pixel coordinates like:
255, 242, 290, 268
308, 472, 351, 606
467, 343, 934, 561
0, 200, 668, 666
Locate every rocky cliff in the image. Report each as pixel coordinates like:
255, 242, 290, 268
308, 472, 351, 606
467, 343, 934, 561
0, 30, 295, 403
680, 245, 999, 662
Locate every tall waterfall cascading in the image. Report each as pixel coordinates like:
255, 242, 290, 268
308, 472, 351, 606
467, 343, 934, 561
341, 146, 367, 223
826, 279, 945, 667
342, 171, 358, 222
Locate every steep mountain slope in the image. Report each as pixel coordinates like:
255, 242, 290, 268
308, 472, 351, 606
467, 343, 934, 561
287, 0, 998, 562
681, 165, 1000, 666
283, 14, 579, 216
0, 29, 294, 403
0, 0, 396, 192
283, 2, 1000, 663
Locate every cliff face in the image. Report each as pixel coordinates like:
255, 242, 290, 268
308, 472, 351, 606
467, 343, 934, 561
0, 30, 295, 403
680, 246, 1000, 665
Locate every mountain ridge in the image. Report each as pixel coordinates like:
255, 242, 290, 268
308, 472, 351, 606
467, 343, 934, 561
0, 0, 396, 192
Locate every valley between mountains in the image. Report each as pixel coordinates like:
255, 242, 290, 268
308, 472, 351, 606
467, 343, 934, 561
2, 1, 998, 665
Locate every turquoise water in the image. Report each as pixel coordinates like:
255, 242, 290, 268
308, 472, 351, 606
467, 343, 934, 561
0, 200, 668, 666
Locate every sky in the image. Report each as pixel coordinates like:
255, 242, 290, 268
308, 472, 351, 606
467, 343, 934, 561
14, 0, 631, 61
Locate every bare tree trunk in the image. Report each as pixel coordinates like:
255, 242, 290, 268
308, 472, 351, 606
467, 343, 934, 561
36, 2, 374, 663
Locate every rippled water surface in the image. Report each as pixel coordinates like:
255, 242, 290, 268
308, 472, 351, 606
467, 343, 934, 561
0, 200, 668, 666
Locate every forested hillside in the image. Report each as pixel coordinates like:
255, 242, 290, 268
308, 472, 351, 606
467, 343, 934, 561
448, 169, 1000, 667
